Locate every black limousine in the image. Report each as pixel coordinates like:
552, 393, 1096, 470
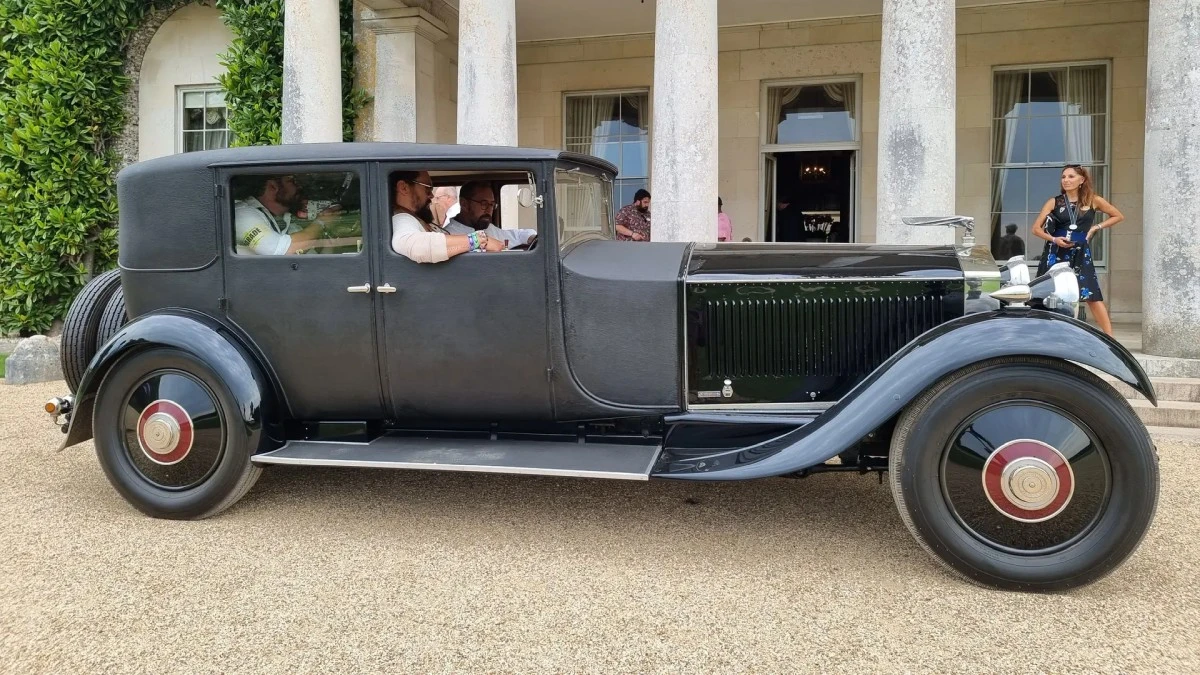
45, 144, 1158, 592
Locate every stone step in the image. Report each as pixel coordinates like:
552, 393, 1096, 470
1132, 352, 1200, 379
1100, 375, 1200, 403
1127, 399, 1200, 429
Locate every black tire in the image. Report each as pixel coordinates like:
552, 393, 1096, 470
60, 269, 122, 393
94, 287, 128, 350
93, 348, 262, 519
889, 356, 1158, 592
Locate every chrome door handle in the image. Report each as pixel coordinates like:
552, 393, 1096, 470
346, 283, 372, 293
376, 283, 397, 294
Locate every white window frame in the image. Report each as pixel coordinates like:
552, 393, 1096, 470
176, 85, 230, 154
990, 60, 1112, 267
562, 89, 652, 204
758, 75, 863, 242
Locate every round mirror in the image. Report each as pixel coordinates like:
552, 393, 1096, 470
517, 186, 535, 208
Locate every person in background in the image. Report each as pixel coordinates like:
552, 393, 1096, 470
616, 189, 651, 241
774, 194, 802, 242
391, 171, 504, 262
1030, 164, 1124, 335
431, 186, 459, 226
233, 175, 342, 255
997, 222, 1026, 260
717, 197, 732, 242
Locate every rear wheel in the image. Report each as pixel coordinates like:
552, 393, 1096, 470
889, 357, 1158, 591
93, 348, 261, 519
60, 269, 122, 393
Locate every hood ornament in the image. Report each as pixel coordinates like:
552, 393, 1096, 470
902, 216, 976, 251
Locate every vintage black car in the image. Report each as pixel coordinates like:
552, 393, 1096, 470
46, 144, 1159, 592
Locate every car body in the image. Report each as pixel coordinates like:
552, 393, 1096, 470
47, 143, 1159, 592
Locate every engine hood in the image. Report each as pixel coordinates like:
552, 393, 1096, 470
685, 243, 967, 282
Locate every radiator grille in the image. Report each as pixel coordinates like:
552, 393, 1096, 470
699, 291, 949, 379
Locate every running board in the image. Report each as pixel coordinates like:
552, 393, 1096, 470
252, 435, 661, 480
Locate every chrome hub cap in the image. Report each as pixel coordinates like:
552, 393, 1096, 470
983, 439, 1075, 524
135, 399, 195, 466
142, 412, 181, 455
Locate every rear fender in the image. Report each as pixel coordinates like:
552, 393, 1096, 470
59, 310, 275, 451
653, 310, 1154, 479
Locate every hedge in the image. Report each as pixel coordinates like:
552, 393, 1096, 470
0, 0, 367, 335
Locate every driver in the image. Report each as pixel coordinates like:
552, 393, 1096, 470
233, 175, 342, 255
444, 181, 537, 250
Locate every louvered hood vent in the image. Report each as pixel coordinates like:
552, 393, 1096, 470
686, 280, 962, 406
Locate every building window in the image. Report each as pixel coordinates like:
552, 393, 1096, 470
564, 91, 649, 207
179, 87, 230, 153
990, 63, 1110, 265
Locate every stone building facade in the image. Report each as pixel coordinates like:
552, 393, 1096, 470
130, 0, 1200, 358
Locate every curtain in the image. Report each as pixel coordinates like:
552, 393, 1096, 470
766, 86, 804, 144
823, 83, 856, 139
990, 71, 1025, 252
1066, 66, 1105, 164
564, 95, 619, 155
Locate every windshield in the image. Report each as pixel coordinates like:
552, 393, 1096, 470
554, 166, 613, 247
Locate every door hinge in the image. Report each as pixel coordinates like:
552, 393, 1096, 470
218, 297, 228, 310
215, 184, 225, 199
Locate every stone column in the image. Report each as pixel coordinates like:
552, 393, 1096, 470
874, 0, 956, 244
650, 0, 719, 242
1142, 0, 1200, 358
363, 8, 448, 142
457, 0, 517, 146
282, 0, 344, 144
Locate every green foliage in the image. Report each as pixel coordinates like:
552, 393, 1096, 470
218, 0, 368, 146
0, 0, 156, 334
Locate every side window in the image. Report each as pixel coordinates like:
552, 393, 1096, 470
230, 172, 362, 255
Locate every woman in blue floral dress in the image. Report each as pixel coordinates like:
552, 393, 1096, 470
1032, 165, 1125, 336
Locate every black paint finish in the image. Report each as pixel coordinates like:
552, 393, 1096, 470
655, 310, 1156, 479
686, 243, 965, 281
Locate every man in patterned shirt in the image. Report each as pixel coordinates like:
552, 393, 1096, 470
615, 189, 651, 241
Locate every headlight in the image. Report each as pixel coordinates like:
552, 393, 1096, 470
1030, 262, 1079, 317
998, 255, 1030, 286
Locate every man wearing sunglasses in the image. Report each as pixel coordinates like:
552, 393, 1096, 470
444, 181, 537, 250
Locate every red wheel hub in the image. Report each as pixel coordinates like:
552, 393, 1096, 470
136, 399, 194, 465
982, 439, 1074, 523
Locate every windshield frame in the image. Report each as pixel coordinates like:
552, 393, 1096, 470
553, 161, 615, 250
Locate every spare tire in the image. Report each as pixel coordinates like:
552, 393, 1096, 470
60, 269, 122, 393
94, 288, 128, 351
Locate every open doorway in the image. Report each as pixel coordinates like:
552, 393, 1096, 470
764, 150, 856, 243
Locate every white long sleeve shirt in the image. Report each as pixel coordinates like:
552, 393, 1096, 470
444, 218, 536, 249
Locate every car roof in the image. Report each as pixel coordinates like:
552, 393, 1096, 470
129, 142, 618, 174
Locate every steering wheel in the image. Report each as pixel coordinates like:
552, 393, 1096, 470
509, 235, 537, 251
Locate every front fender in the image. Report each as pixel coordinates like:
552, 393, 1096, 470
59, 310, 274, 451
653, 310, 1154, 479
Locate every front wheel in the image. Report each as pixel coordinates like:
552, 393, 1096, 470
93, 348, 262, 519
889, 356, 1158, 591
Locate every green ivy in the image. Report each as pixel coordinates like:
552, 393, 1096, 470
0, 0, 367, 335
217, 0, 369, 145
0, 0, 159, 334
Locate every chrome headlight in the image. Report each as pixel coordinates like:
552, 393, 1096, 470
1030, 262, 1080, 317
998, 255, 1030, 286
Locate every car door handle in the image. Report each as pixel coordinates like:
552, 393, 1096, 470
346, 283, 372, 293
376, 283, 397, 294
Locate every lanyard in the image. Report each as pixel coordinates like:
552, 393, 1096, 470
1063, 193, 1079, 232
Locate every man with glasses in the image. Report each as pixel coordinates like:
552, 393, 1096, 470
233, 175, 340, 255
444, 181, 537, 250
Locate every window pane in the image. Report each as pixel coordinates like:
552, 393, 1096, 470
993, 212, 1031, 261
591, 141, 621, 168
564, 140, 592, 155
993, 71, 1028, 118
770, 83, 855, 144
1086, 165, 1109, 262
183, 131, 204, 152
1066, 65, 1105, 115
993, 116, 1030, 164
183, 91, 205, 109
991, 168, 1027, 213
230, 172, 362, 255
206, 90, 226, 108
620, 140, 648, 178
205, 130, 228, 150
183, 106, 205, 131
1028, 115, 1067, 163
1066, 115, 1106, 163
204, 106, 227, 131
556, 167, 614, 246
1028, 167, 1065, 205
620, 94, 649, 134
1028, 69, 1067, 115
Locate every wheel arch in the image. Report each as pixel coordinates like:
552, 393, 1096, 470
653, 311, 1155, 479
59, 310, 280, 452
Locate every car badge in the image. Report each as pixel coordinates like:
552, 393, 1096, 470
721, 379, 734, 398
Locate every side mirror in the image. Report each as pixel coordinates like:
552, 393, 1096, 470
517, 186, 542, 208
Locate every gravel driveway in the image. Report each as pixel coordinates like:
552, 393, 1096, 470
2, 380, 1198, 673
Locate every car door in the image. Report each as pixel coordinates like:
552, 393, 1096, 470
373, 162, 553, 422
220, 164, 386, 420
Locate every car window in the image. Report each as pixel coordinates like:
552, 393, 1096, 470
555, 167, 613, 248
230, 171, 362, 256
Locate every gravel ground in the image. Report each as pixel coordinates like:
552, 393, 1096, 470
2, 380, 1198, 674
